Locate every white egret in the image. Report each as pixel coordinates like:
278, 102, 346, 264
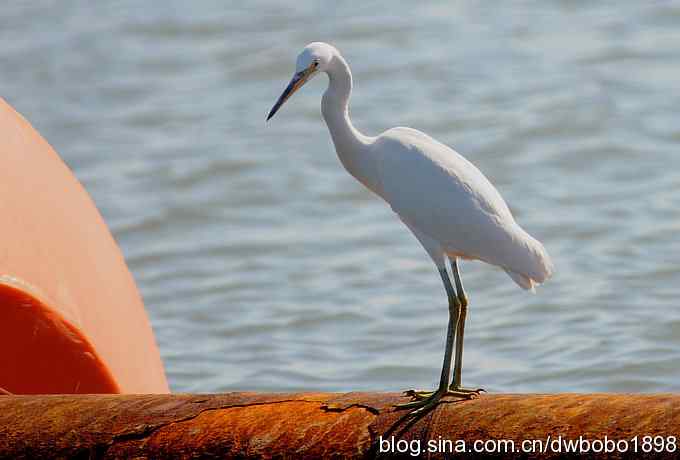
267, 42, 553, 413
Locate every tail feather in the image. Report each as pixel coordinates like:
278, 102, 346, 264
503, 226, 553, 290
445, 222, 553, 291
504, 269, 536, 292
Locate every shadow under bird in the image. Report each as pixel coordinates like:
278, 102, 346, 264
267, 42, 553, 415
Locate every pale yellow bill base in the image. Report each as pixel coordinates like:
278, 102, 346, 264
267, 66, 314, 121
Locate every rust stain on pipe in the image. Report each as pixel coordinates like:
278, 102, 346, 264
0, 393, 678, 459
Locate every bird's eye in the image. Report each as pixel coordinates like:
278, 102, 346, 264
313, 61, 319, 68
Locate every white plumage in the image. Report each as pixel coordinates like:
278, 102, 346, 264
374, 127, 553, 291
267, 42, 553, 413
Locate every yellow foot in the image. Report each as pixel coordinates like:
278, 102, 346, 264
396, 388, 478, 416
447, 385, 485, 395
402, 389, 436, 401
403, 387, 483, 401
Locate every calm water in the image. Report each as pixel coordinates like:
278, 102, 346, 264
2, 2, 680, 394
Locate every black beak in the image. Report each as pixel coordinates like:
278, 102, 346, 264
267, 72, 306, 121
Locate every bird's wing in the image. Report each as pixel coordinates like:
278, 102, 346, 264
374, 128, 551, 282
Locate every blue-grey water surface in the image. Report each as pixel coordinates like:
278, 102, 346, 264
2, 2, 680, 394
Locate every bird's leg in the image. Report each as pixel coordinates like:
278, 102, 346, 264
403, 271, 456, 401
449, 259, 484, 395
398, 268, 476, 413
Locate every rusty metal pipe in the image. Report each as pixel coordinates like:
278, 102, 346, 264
0, 392, 678, 459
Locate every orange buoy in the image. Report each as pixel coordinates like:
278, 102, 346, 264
0, 98, 168, 394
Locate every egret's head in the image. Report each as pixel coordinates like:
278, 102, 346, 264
267, 42, 336, 121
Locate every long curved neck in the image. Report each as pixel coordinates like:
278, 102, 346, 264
321, 54, 380, 195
